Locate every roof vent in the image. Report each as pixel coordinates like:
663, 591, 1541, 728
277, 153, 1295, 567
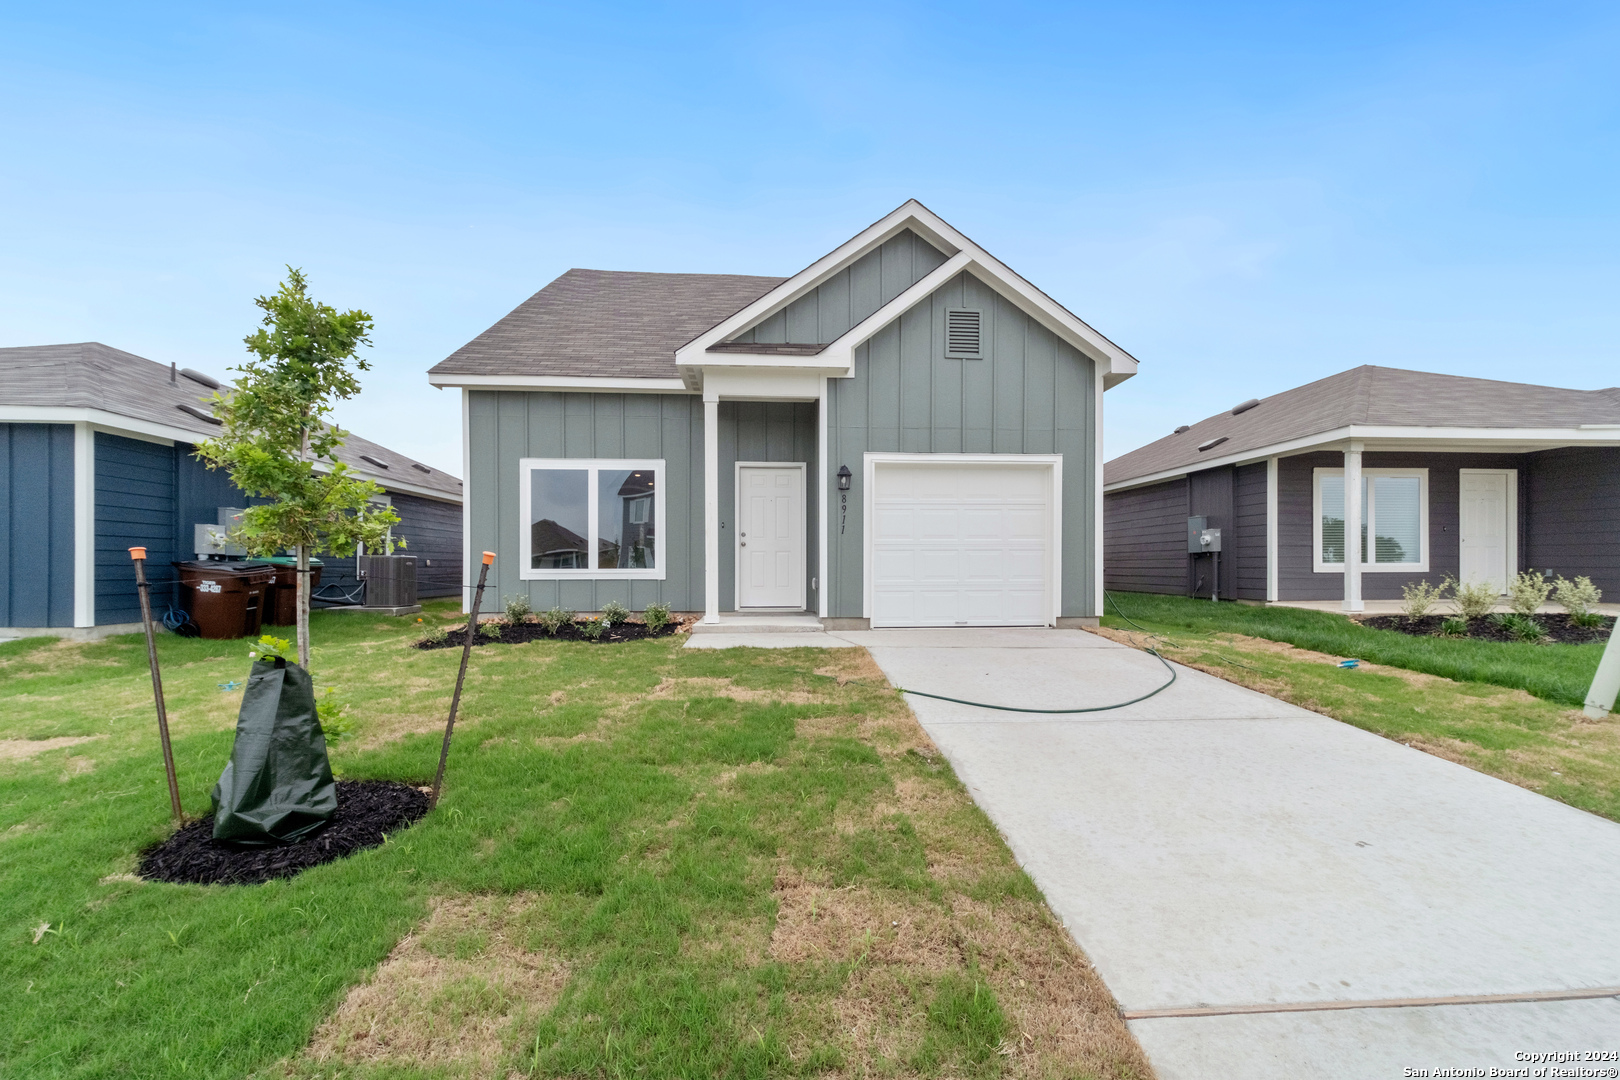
411, 462, 432, 474
177, 403, 222, 425
945, 309, 983, 359
359, 454, 391, 470
1173, 425, 1190, 434
180, 368, 221, 389
1197, 436, 1229, 452
1231, 398, 1261, 415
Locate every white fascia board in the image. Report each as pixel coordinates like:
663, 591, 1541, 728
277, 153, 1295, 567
1102, 424, 1620, 494
675, 200, 1140, 380
427, 373, 692, 393
700, 368, 827, 402
1, 405, 206, 445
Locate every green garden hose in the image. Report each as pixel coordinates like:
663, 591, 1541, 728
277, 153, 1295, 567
890, 593, 1177, 714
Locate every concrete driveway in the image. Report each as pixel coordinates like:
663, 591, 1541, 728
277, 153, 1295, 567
836, 627, 1620, 1080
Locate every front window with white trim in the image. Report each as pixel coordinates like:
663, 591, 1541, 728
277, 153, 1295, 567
519, 459, 665, 578
1313, 468, 1428, 572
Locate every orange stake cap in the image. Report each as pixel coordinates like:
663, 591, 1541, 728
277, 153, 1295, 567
128, 546, 147, 561
481, 551, 496, 565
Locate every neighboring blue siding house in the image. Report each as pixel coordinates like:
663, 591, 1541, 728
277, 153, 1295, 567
1, 343, 464, 638
429, 201, 1140, 628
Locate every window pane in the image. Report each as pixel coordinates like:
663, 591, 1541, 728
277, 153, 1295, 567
530, 469, 589, 569
1320, 475, 1344, 563
598, 468, 656, 569
1320, 475, 1371, 563
1373, 476, 1421, 564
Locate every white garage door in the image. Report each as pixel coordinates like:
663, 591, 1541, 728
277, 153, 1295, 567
870, 461, 1054, 628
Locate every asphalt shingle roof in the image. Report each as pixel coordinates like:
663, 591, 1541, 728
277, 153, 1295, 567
1105, 365, 1620, 487
427, 268, 787, 380
0, 342, 462, 499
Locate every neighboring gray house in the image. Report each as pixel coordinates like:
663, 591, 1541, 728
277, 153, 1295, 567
1, 342, 464, 638
1103, 366, 1620, 609
428, 200, 1139, 628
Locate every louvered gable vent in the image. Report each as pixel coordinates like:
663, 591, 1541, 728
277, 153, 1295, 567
945, 309, 983, 358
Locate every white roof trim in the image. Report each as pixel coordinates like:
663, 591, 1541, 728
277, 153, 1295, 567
427, 373, 693, 393
0, 404, 462, 503
1104, 424, 1620, 493
674, 199, 1139, 383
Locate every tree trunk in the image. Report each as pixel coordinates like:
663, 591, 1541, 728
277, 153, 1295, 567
297, 544, 311, 668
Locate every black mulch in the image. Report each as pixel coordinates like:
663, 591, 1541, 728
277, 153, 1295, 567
1360, 612, 1615, 645
414, 618, 683, 650
138, 780, 430, 886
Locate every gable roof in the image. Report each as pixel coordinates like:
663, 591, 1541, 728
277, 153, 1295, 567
429, 269, 786, 381
0, 342, 462, 500
1105, 365, 1620, 488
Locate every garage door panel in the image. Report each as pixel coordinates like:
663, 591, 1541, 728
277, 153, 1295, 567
870, 461, 1054, 628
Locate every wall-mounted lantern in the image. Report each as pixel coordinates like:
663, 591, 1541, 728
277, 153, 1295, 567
836, 465, 852, 491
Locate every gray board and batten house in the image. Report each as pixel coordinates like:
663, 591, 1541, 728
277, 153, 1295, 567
0, 342, 464, 638
1102, 365, 1620, 610
428, 200, 1140, 628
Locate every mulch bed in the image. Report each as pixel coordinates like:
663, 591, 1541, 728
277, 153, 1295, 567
1359, 613, 1615, 645
414, 618, 684, 650
138, 780, 430, 886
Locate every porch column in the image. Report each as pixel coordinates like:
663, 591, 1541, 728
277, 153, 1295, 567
703, 394, 720, 624
1343, 440, 1363, 613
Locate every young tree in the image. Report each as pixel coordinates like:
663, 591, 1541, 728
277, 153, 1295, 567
196, 268, 399, 667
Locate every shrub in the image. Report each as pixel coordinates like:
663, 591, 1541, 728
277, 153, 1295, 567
503, 593, 533, 623
479, 619, 504, 640
1507, 570, 1553, 617
1553, 575, 1603, 622
642, 602, 673, 632
578, 616, 605, 641
1445, 576, 1499, 620
248, 633, 296, 663
1439, 616, 1469, 637
419, 625, 448, 645
1399, 579, 1446, 620
316, 687, 355, 745
1491, 612, 1547, 643
538, 607, 575, 635
600, 600, 630, 626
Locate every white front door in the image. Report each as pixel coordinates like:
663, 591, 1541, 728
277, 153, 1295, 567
870, 461, 1054, 628
1459, 470, 1512, 593
737, 465, 805, 609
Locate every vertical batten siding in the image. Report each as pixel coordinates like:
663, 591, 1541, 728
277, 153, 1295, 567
0, 423, 76, 628
826, 270, 1097, 619
1524, 446, 1620, 595
716, 402, 818, 612
1103, 479, 1190, 595
733, 230, 947, 344
469, 390, 706, 613
1276, 450, 1529, 601
94, 432, 178, 625
392, 494, 464, 598
1233, 463, 1269, 600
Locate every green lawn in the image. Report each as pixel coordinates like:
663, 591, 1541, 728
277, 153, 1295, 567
1, 604, 1150, 1080
1099, 593, 1619, 823
1103, 591, 1608, 706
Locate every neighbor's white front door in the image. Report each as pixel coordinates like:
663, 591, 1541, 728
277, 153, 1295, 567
1459, 470, 1512, 593
737, 465, 805, 609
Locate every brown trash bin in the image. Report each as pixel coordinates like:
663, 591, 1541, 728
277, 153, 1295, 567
251, 560, 323, 626
174, 561, 275, 639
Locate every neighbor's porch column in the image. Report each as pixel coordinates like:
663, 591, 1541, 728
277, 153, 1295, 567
1343, 440, 1364, 613
703, 392, 721, 624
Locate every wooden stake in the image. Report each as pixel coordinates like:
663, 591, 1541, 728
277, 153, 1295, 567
130, 548, 183, 820
431, 551, 494, 808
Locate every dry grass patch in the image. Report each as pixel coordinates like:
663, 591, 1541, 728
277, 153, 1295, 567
303, 894, 567, 1076
649, 675, 825, 704
0, 736, 101, 761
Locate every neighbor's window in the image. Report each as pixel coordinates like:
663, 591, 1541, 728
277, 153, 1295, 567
1313, 468, 1427, 572
519, 459, 664, 578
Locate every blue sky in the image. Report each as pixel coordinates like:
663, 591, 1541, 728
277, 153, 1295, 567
3, 2, 1616, 474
